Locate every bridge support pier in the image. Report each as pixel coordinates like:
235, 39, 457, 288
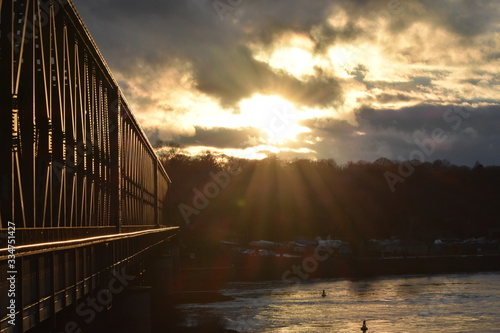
150, 254, 177, 332
99, 254, 178, 333
105, 286, 153, 333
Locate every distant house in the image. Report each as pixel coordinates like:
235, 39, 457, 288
287, 239, 318, 254
286, 238, 352, 255
367, 239, 427, 257
431, 238, 500, 255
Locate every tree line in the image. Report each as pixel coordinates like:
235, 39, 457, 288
158, 144, 500, 251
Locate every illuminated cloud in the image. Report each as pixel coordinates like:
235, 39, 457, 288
73, 0, 500, 165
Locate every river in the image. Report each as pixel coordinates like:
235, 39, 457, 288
177, 272, 500, 332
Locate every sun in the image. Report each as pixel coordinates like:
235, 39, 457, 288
238, 94, 311, 145
251, 32, 318, 79
267, 47, 315, 78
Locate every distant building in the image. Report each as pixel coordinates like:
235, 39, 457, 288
366, 239, 427, 257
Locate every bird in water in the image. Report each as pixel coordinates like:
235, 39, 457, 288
321, 290, 326, 297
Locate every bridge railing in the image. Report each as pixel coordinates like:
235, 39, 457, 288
1, 226, 173, 247
0, 227, 178, 333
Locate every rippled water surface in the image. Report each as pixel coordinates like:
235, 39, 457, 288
178, 272, 500, 332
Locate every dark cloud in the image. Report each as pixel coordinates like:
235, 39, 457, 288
420, 0, 500, 37
193, 46, 342, 107
356, 105, 451, 132
235, 0, 337, 44
304, 117, 357, 137
310, 22, 365, 53
375, 93, 413, 104
305, 104, 500, 165
73, 0, 498, 106
355, 104, 500, 139
74, 0, 345, 108
365, 74, 441, 92
173, 126, 262, 149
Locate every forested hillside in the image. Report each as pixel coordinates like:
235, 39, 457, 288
159, 146, 500, 249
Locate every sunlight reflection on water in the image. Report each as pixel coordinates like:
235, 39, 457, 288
177, 272, 500, 332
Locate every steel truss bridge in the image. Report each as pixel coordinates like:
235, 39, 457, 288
0, 0, 178, 332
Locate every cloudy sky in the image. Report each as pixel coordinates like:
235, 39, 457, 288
72, 0, 500, 165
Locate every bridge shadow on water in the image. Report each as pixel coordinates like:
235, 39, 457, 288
26, 284, 237, 333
